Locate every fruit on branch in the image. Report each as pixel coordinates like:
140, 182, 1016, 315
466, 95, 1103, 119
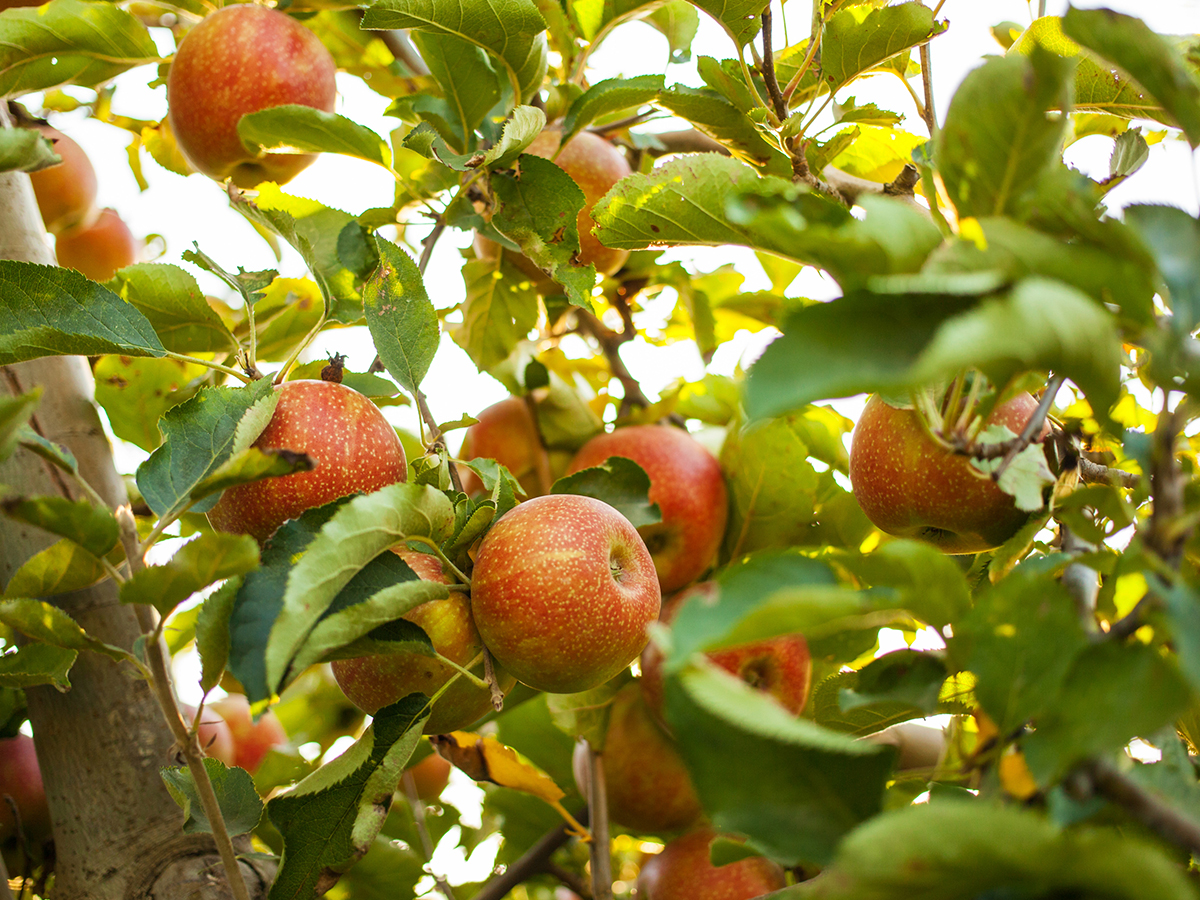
332, 549, 516, 734
471, 494, 661, 693
458, 396, 551, 498
640, 584, 813, 722
568, 425, 728, 593
166, 4, 337, 188
848, 392, 1050, 554
0, 734, 51, 847
635, 827, 786, 900
403, 749, 452, 801
27, 125, 99, 236
207, 694, 287, 774
208, 379, 408, 543
572, 681, 702, 834
54, 207, 137, 282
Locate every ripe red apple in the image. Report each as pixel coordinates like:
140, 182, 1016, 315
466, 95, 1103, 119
572, 682, 702, 834
0, 735, 51, 847
332, 549, 516, 733
183, 703, 236, 767
636, 827, 786, 900
403, 750, 452, 801
54, 207, 137, 282
207, 379, 408, 543
471, 494, 661, 693
848, 392, 1050, 554
207, 694, 287, 774
27, 125, 99, 236
640, 584, 813, 722
166, 4, 337, 188
458, 396, 551, 498
568, 425, 728, 593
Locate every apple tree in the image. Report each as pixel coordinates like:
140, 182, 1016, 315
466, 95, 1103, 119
1, 0, 1200, 898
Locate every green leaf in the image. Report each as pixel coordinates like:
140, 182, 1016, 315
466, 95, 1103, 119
561, 75, 664, 145
181, 245, 275, 310
970, 430, 1054, 512
1110, 128, 1150, 179
362, 0, 549, 103
161, 758, 263, 836
642, 0, 699, 64
480, 105, 545, 169
822, 2, 942, 94
810, 671, 956, 737
0, 261, 165, 364
411, 31, 501, 153
0, 0, 159, 97
15, 425, 79, 478
0, 388, 40, 462
656, 86, 791, 174
1123, 204, 1200, 334
833, 540, 970, 632
237, 105, 392, 168
838, 650, 949, 715
4, 539, 107, 599
93, 355, 207, 452
455, 255, 540, 371
0, 127, 60, 173
686, 0, 764, 48
936, 49, 1073, 218
188, 447, 316, 507
106, 263, 237, 354
2, 496, 118, 557
363, 237, 440, 397
545, 676, 626, 747
567, 0, 657, 43
0, 598, 128, 662
266, 695, 429, 898
550, 456, 662, 528
119, 532, 259, 617
196, 579, 238, 694
0, 643, 76, 690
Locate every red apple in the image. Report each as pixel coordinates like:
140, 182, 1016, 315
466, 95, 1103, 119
207, 694, 287, 774
403, 750, 452, 801
470, 494, 661, 693
572, 681, 702, 834
0, 734, 51, 847
458, 396, 551, 498
848, 392, 1050, 554
568, 425, 728, 593
54, 207, 137, 282
207, 379, 408, 543
183, 703, 236, 767
635, 828, 786, 900
332, 549, 516, 734
166, 4, 337, 188
27, 125, 99, 236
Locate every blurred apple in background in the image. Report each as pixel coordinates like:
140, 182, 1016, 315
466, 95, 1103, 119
0, 734, 51, 847
207, 694, 287, 774
458, 396, 552, 498
402, 749, 452, 802
27, 125, 99, 236
635, 827, 786, 900
54, 208, 137, 282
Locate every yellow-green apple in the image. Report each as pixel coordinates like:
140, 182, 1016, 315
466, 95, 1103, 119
27, 125, 98, 236
166, 4, 337, 188
458, 396, 551, 498
332, 549, 516, 734
471, 494, 661, 693
207, 694, 287, 774
572, 681, 702, 834
848, 392, 1050, 554
635, 827, 786, 900
54, 207, 137, 282
208, 379, 408, 543
0, 735, 50, 846
568, 425, 728, 593
403, 749, 452, 801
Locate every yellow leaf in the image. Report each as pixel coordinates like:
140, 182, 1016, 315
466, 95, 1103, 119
999, 748, 1039, 800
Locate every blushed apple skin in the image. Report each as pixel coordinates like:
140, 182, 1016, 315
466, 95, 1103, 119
471, 494, 661, 693
0, 735, 51, 846
54, 208, 137, 282
403, 750, 452, 801
208, 694, 287, 774
332, 550, 516, 734
572, 682, 702, 834
848, 392, 1049, 554
28, 126, 98, 236
166, 4, 337, 188
568, 425, 728, 593
208, 380, 408, 544
635, 827, 786, 900
459, 396, 551, 498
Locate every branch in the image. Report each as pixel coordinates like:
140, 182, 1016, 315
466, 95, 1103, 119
991, 375, 1063, 482
760, 7, 789, 123
373, 25, 430, 76
1078, 457, 1140, 488
402, 771, 456, 900
919, 42, 936, 136
1071, 757, 1200, 856
472, 810, 588, 900
577, 310, 652, 411
1146, 398, 1189, 567
585, 743, 613, 900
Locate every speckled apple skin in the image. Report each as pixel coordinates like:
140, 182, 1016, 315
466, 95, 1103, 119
207, 380, 407, 543
459, 396, 551, 498
635, 828, 786, 900
332, 549, 516, 733
167, 5, 336, 188
470, 494, 661, 693
568, 425, 728, 593
29, 126, 98, 236
573, 682, 702, 834
848, 392, 1048, 554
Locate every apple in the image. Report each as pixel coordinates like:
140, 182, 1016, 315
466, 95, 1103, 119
572, 681, 702, 834
635, 827, 787, 900
54, 207, 137, 282
640, 584, 813, 722
183, 703, 236, 767
458, 396, 551, 498
470, 494, 661, 693
207, 379, 408, 543
848, 392, 1050, 554
207, 694, 287, 774
568, 425, 728, 593
166, 4, 337, 188
0, 734, 51, 847
27, 125, 99, 236
332, 549, 516, 734
403, 750, 452, 801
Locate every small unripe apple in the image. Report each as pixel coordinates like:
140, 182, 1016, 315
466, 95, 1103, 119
572, 682, 702, 834
207, 694, 287, 774
332, 549, 516, 734
207, 379, 408, 543
166, 4, 337, 188
568, 425, 728, 593
54, 207, 137, 282
0, 735, 51, 847
27, 125, 99, 236
458, 396, 551, 498
403, 750, 452, 801
848, 392, 1050, 554
471, 494, 661, 693
635, 828, 786, 900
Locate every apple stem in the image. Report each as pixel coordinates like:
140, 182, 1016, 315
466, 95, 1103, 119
405, 535, 471, 587
585, 742, 614, 900
482, 648, 505, 712
434, 651, 491, 690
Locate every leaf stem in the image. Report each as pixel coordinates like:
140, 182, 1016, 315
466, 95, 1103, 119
272, 310, 327, 385
434, 651, 490, 690
164, 351, 253, 384
760, 6, 789, 123
404, 534, 472, 587
736, 50, 775, 126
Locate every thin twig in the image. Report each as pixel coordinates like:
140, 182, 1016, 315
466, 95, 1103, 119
1072, 757, 1200, 855
472, 812, 588, 900
588, 111, 659, 136
577, 310, 653, 410
482, 648, 505, 712
403, 772, 457, 900
546, 861, 592, 898
760, 7, 789, 123
919, 42, 937, 136
414, 389, 465, 494
1146, 396, 1190, 567
1077, 458, 1140, 488
585, 743, 613, 900
418, 220, 447, 274
991, 375, 1064, 482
